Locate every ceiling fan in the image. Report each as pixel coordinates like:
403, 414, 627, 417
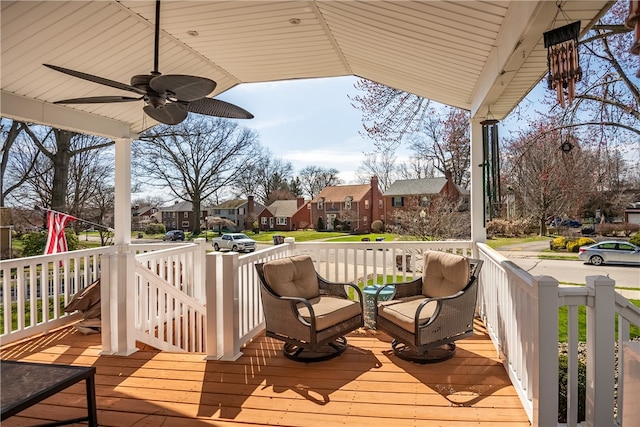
43, 0, 253, 125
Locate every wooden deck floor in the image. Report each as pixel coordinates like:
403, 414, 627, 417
1, 319, 529, 427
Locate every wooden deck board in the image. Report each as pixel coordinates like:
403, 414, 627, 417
1, 320, 530, 426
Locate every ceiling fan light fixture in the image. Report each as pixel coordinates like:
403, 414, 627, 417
187, 30, 199, 36
289, 18, 301, 25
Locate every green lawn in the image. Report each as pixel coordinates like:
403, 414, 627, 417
558, 300, 640, 342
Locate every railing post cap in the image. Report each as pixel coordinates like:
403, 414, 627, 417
586, 275, 615, 287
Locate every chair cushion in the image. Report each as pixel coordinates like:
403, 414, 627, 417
262, 255, 320, 299
297, 296, 361, 331
378, 297, 438, 333
422, 251, 470, 297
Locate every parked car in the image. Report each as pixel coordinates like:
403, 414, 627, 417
163, 230, 185, 241
578, 240, 640, 266
212, 233, 256, 253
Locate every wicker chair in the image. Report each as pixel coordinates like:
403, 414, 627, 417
255, 255, 364, 362
374, 251, 483, 363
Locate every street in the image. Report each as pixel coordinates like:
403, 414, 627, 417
499, 252, 640, 288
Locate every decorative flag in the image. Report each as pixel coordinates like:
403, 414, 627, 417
44, 210, 77, 255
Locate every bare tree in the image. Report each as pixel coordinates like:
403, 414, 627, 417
389, 197, 470, 241
356, 146, 397, 191
20, 126, 113, 213
234, 149, 294, 205
135, 117, 260, 235
1, 119, 40, 207
502, 120, 593, 235
297, 166, 342, 199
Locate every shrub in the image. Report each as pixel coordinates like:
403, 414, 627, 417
558, 354, 586, 423
21, 229, 78, 257
552, 236, 567, 249
145, 223, 166, 235
630, 232, 640, 246
486, 218, 535, 237
621, 222, 640, 237
371, 220, 384, 233
566, 237, 596, 253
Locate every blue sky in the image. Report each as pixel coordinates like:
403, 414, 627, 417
215, 76, 383, 184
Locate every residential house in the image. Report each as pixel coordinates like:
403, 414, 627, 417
209, 196, 266, 232
258, 198, 311, 231
384, 171, 469, 218
131, 205, 159, 231
159, 201, 208, 232
310, 176, 384, 233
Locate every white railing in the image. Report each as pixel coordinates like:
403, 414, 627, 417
476, 242, 640, 427
132, 240, 207, 351
0, 247, 109, 345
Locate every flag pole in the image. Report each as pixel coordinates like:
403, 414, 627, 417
35, 206, 114, 232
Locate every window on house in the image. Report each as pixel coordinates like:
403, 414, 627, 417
318, 199, 324, 210
181, 221, 189, 227
378, 200, 383, 209
276, 217, 287, 225
239, 208, 245, 215
363, 216, 368, 224
364, 200, 369, 209
261, 217, 267, 225
345, 198, 352, 210
392, 197, 404, 207
184, 212, 188, 218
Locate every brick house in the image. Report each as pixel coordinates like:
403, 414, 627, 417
383, 171, 469, 218
257, 198, 311, 231
309, 176, 384, 233
160, 201, 208, 232
209, 196, 266, 232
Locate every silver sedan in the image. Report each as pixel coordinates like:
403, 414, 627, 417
578, 240, 640, 266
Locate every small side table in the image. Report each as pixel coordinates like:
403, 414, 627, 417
1, 360, 98, 426
362, 285, 395, 329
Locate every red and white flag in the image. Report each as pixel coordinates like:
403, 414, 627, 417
44, 210, 77, 255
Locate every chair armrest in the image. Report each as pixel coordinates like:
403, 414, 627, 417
260, 287, 316, 328
375, 278, 422, 303
414, 280, 478, 330
317, 275, 363, 302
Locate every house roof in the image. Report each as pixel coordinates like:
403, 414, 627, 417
213, 199, 247, 209
385, 178, 449, 196
265, 200, 303, 218
314, 184, 371, 203
160, 201, 193, 212
0, 1, 613, 139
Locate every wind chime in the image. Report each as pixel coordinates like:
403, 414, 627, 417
480, 110, 500, 222
544, 20, 582, 108
628, 0, 640, 77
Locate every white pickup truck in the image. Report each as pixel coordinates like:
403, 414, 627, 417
212, 233, 257, 253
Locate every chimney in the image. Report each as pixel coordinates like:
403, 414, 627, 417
247, 195, 254, 217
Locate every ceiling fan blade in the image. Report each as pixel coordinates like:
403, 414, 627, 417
150, 75, 216, 102
44, 64, 147, 95
53, 96, 142, 104
188, 98, 254, 119
143, 103, 188, 125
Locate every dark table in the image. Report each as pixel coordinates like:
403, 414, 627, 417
1, 360, 97, 426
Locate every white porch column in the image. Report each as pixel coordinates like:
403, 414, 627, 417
470, 119, 486, 244
101, 137, 137, 356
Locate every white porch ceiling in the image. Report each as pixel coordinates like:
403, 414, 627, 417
1, 1, 613, 139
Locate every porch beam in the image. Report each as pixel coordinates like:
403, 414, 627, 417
470, 1, 555, 120
0, 91, 135, 139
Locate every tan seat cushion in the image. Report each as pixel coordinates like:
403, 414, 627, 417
422, 251, 470, 298
378, 297, 438, 333
263, 255, 319, 299
297, 296, 361, 331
